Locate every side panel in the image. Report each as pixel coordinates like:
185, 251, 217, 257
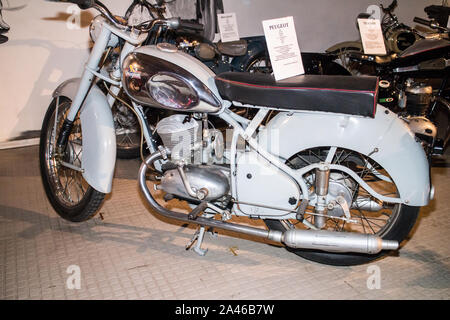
53, 78, 116, 193
258, 105, 430, 206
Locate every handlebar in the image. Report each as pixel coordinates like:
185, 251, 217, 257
414, 17, 432, 27
414, 16, 449, 32
178, 20, 204, 32
46, 0, 204, 33
47, 0, 94, 9
381, 0, 397, 14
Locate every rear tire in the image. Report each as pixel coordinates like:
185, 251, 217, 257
39, 97, 105, 222
264, 146, 421, 266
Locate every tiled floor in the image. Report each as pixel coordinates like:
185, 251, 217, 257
0, 145, 449, 300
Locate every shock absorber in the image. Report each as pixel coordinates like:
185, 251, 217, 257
314, 162, 330, 229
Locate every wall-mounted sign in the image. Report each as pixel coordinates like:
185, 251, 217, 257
262, 16, 304, 81
358, 18, 387, 55
217, 13, 240, 43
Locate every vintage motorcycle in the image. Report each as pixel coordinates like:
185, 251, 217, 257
326, 0, 423, 57
40, 0, 433, 266
339, 17, 450, 155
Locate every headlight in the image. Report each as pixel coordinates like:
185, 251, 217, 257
147, 73, 199, 110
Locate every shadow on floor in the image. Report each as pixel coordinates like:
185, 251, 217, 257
0, 204, 301, 267
402, 246, 450, 290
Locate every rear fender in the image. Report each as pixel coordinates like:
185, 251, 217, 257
258, 105, 431, 206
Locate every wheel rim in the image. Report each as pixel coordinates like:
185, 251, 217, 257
44, 99, 90, 207
284, 146, 402, 237
246, 56, 272, 74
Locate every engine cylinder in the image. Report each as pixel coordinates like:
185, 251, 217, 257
156, 115, 201, 163
405, 83, 432, 116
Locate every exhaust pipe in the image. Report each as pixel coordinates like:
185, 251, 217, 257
139, 151, 398, 255
283, 229, 398, 254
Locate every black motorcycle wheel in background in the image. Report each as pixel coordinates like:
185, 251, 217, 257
39, 97, 105, 222
112, 98, 142, 159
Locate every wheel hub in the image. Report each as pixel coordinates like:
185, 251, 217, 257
326, 173, 354, 217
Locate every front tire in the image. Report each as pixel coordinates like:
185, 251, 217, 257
39, 97, 105, 222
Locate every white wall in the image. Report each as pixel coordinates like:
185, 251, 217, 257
0, 0, 443, 142
0, 0, 127, 143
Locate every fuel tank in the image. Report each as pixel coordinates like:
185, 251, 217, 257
122, 43, 223, 113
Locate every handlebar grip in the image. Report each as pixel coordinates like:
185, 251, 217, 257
413, 17, 432, 27
47, 0, 94, 10
179, 20, 204, 31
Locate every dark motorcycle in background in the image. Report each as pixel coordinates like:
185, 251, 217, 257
325, 0, 450, 157
109, 0, 350, 158
326, 0, 425, 58
334, 19, 450, 157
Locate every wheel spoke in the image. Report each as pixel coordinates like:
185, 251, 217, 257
285, 146, 400, 237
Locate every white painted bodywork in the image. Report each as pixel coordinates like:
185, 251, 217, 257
52, 78, 116, 193
258, 105, 431, 207
235, 151, 301, 216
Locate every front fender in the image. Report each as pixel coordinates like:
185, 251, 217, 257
258, 105, 430, 206
52, 78, 116, 193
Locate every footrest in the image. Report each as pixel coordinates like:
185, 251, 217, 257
187, 201, 208, 220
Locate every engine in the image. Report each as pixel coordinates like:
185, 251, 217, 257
155, 114, 229, 203
398, 81, 437, 146
156, 114, 224, 164
403, 82, 433, 116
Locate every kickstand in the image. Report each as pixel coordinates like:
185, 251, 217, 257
185, 225, 208, 256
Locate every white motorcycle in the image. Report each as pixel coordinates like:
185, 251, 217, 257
40, 0, 433, 266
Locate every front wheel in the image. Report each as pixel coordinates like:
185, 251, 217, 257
265, 146, 420, 266
39, 97, 105, 222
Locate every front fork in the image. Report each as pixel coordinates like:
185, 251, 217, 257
56, 26, 114, 154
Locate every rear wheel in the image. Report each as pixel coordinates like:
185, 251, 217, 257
39, 97, 105, 222
265, 146, 420, 266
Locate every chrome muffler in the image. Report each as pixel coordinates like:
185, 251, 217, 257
139, 150, 399, 255
283, 229, 398, 254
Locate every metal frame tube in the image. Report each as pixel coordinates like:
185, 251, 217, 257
138, 150, 283, 243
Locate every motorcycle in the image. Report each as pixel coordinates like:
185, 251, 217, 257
326, 0, 423, 57
40, 0, 433, 266
339, 17, 450, 156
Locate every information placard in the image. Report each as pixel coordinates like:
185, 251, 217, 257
217, 13, 240, 43
262, 16, 304, 81
358, 18, 387, 55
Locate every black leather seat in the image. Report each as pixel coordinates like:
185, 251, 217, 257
215, 72, 379, 118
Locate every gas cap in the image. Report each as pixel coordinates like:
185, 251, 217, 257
156, 43, 178, 53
